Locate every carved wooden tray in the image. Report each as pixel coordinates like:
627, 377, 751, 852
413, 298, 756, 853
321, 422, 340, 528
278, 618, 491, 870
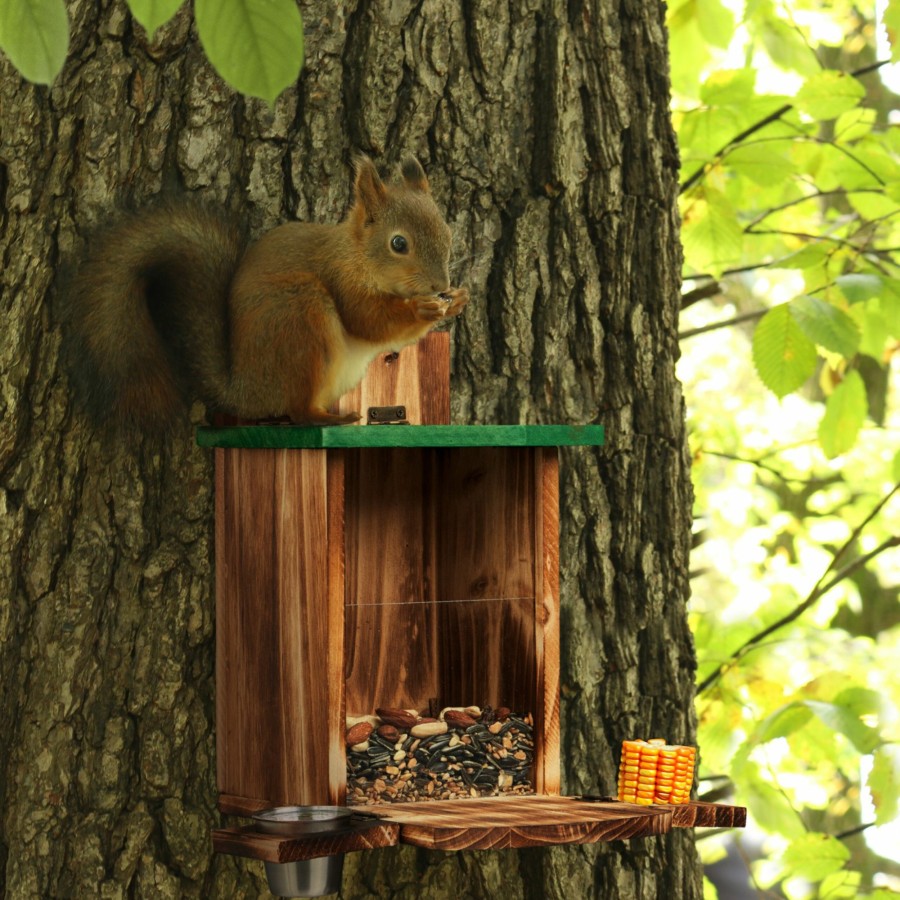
212, 796, 746, 860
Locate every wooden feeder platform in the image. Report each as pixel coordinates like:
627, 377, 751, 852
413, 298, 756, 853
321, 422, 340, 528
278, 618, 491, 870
212, 796, 746, 860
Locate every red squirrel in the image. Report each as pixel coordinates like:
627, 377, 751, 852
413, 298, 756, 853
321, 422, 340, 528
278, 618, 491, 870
66, 155, 468, 428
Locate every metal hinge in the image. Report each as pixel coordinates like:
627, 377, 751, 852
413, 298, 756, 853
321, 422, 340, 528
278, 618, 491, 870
367, 406, 409, 425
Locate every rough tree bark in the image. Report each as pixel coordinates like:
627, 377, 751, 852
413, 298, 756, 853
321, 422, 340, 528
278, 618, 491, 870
0, 0, 696, 897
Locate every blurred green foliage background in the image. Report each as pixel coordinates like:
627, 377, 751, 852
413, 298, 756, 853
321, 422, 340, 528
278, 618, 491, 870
671, 1, 900, 896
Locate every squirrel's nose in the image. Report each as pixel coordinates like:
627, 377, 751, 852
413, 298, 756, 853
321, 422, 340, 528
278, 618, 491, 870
431, 270, 450, 294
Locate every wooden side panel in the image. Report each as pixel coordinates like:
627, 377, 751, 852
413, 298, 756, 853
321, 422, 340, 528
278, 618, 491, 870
326, 453, 347, 803
216, 447, 337, 807
335, 331, 450, 425
536, 448, 560, 795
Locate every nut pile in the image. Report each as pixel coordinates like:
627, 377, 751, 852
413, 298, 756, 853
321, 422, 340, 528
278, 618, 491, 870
345, 705, 535, 805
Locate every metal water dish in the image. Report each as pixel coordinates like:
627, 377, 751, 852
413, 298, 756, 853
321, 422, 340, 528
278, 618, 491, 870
252, 806, 355, 897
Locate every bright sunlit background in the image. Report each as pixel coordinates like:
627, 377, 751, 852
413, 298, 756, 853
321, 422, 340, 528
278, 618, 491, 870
669, 0, 900, 896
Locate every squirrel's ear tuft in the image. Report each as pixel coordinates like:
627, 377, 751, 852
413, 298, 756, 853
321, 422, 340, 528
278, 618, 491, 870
399, 157, 430, 193
352, 154, 388, 222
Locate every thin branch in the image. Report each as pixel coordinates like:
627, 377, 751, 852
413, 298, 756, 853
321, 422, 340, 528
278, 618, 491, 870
697, 449, 840, 489
679, 60, 893, 195
680, 280, 724, 309
679, 309, 767, 340
742, 188, 888, 232
744, 226, 900, 262
680, 103, 793, 194
835, 822, 877, 840
697, 483, 900, 695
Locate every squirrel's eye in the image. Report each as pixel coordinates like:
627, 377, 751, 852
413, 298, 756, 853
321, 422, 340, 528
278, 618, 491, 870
390, 234, 409, 254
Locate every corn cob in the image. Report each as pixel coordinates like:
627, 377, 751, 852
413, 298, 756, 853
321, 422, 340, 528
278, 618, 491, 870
616, 740, 695, 805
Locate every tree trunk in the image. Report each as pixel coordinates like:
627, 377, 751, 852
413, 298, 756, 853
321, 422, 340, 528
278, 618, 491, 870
0, 0, 696, 897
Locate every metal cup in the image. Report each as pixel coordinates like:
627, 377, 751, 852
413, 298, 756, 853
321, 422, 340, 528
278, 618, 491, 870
252, 806, 355, 898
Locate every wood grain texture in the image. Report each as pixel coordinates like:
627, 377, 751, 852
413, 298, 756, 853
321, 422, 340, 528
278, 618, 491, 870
433, 449, 537, 714
216, 448, 337, 806
434, 448, 536, 604
326, 453, 347, 804
368, 796, 672, 850
212, 821, 399, 862
217, 793, 275, 817
536, 449, 560, 795
670, 801, 747, 829
343, 448, 439, 714
335, 332, 451, 425
213, 797, 746, 858
343, 447, 544, 723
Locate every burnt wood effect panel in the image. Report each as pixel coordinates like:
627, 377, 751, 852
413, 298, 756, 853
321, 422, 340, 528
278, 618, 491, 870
212, 821, 400, 862
217, 448, 337, 806
535, 448, 560, 795
368, 797, 671, 850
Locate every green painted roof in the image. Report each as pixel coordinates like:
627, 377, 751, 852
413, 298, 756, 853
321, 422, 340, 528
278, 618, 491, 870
196, 424, 605, 450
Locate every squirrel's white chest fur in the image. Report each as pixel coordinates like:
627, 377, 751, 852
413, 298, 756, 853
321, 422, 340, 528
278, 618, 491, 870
328, 333, 405, 401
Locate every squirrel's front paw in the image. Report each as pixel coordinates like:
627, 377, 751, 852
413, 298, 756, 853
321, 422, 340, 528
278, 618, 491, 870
411, 296, 449, 323
439, 287, 469, 318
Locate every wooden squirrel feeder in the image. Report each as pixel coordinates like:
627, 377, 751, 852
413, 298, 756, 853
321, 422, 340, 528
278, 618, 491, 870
200, 333, 745, 893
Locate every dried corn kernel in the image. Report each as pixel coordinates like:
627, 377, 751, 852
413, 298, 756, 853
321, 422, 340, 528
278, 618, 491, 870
616, 739, 696, 805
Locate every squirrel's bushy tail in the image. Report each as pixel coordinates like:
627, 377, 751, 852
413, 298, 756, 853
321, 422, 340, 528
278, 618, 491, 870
64, 202, 247, 429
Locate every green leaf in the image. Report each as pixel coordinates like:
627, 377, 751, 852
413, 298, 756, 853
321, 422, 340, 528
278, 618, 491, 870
195, 0, 304, 104
834, 107, 877, 142
681, 188, 744, 275
754, 702, 814, 744
848, 188, 900, 220
868, 746, 900, 826
125, 0, 184, 40
852, 301, 892, 360
818, 869, 862, 899
743, 773, 808, 838
752, 304, 818, 398
779, 243, 831, 271
0, 0, 68, 84
789, 296, 860, 358
818, 370, 868, 459
833, 686, 883, 719
756, 15, 819, 76
723, 142, 795, 187
884, 0, 900, 62
803, 698, 881, 753
668, 2, 714, 98
836, 274, 884, 304
677, 106, 744, 162
695, 0, 735, 49
782, 833, 850, 883
796, 72, 866, 121
699, 67, 756, 106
